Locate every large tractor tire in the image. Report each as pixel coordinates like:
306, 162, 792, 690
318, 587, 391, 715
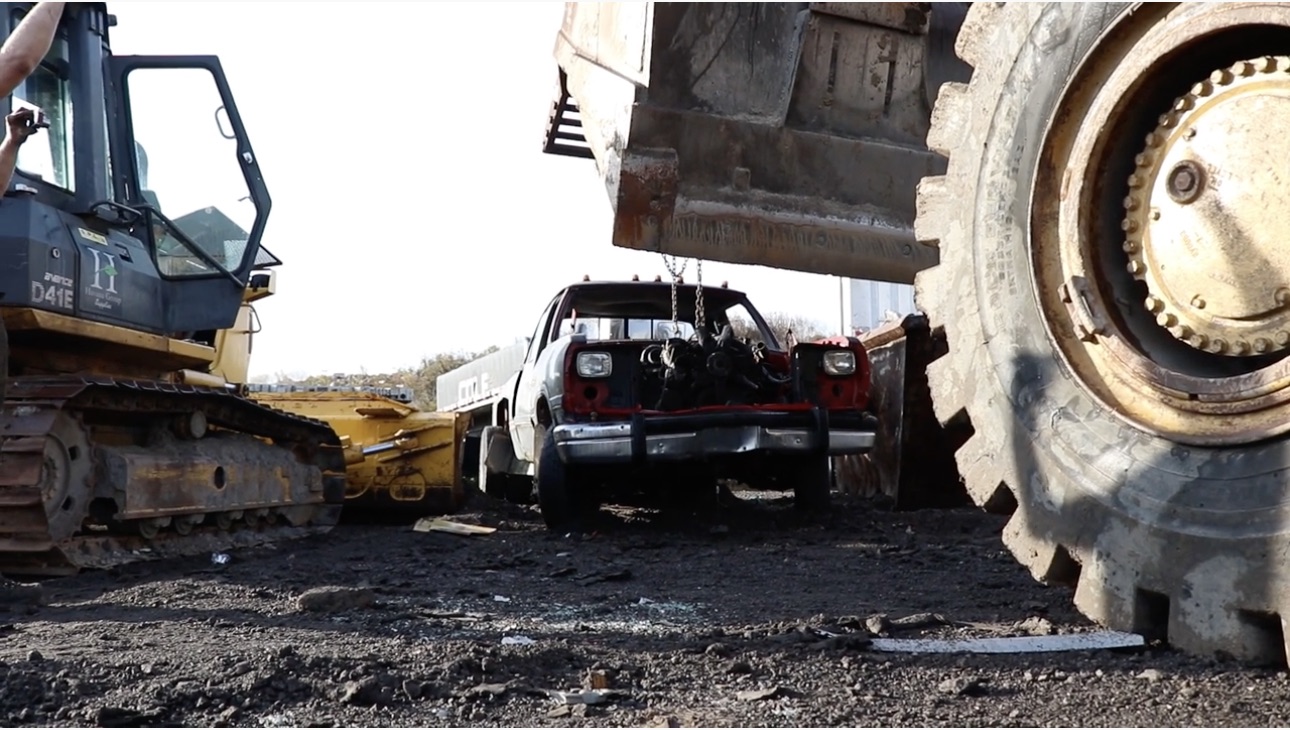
916, 2, 1290, 664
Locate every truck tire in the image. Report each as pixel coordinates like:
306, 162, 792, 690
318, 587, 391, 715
503, 476, 535, 505
789, 456, 831, 512
534, 425, 596, 531
917, 2, 1290, 663
461, 431, 482, 489
477, 426, 512, 502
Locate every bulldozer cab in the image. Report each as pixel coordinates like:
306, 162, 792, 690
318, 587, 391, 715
2, 2, 277, 348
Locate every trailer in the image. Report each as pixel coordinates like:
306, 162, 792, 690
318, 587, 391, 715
436, 341, 528, 494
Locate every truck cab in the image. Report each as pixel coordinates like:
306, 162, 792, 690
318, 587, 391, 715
481, 277, 879, 530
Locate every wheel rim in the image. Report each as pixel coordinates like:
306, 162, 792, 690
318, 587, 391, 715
137, 519, 160, 540
1123, 57, 1290, 357
1030, 2, 1290, 446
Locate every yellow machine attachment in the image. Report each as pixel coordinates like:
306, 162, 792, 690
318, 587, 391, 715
211, 271, 468, 516
244, 389, 468, 515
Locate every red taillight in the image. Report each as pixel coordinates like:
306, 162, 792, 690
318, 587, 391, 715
562, 346, 611, 417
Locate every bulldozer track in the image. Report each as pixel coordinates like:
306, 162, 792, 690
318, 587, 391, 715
0, 375, 347, 576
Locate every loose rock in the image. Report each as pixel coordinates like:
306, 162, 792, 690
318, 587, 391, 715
338, 678, 386, 706
937, 676, 984, 697
1137, 669, 1166, 683
297, 587, 376, 613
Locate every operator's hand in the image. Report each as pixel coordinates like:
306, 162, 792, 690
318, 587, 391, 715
4, 108, 41, 145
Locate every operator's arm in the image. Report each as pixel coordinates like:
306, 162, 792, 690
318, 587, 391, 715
0, 2, 66, 97
0, 108, 38, 193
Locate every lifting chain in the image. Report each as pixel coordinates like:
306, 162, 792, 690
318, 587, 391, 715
662, 254, 688, 328
695, 259, 705, 333
661, 254, 705, 334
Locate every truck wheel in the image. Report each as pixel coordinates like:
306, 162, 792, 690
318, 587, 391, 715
504, 475, 534, 505
461, 431, 481, 489
789, 456, 831, 512
917, 2, 1290, 663
477, 426, 510, 501
534, 426, 596, 531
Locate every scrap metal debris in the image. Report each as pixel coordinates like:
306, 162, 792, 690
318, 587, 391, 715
548, 688, 630, 706
865, 612, 950, 635
413, 518, 497, 536
869, 630, 1145, 654
736, 686, 784, 702
578, 568, 632, 586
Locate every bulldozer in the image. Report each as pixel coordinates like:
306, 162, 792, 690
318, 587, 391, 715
202, 274, 470, 518
545, 3, 1290, 664
0, 1, 351, 575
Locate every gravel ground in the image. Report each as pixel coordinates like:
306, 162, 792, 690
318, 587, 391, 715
0, 490, 1285, 728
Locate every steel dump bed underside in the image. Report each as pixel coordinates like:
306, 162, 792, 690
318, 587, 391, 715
545, 2, 970, 283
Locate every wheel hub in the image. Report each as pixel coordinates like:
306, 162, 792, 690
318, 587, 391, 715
1124, 56, 1290, 356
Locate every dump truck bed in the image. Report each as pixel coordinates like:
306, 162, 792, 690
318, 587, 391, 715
545, 2, 970, 284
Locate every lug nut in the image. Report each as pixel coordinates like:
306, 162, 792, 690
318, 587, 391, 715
1166, 161, 1204, 204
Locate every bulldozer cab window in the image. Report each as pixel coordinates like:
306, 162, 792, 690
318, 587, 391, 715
11, 12, 72, 192
122, 66, 259, 278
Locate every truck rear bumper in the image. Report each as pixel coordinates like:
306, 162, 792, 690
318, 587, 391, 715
551, 409, 877, 465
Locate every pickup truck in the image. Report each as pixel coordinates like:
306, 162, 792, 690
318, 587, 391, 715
479, 278, 879, 530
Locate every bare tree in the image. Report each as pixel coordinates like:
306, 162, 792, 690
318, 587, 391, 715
728, 310, 829, 345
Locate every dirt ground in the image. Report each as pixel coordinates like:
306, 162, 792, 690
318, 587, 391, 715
0, 489, 1286, 728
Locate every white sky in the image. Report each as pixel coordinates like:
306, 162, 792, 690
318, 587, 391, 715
107, 1, 851, 380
